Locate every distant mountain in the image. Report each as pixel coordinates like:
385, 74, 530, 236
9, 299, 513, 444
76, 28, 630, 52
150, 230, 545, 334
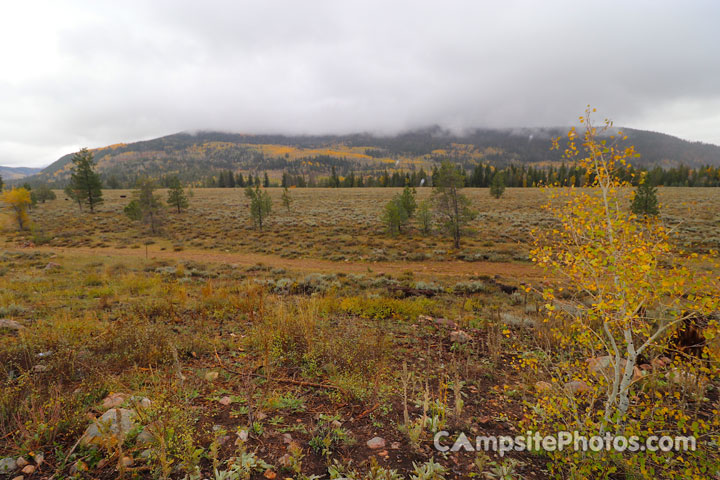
25, 127, 720, 187
0, 166, 41, 180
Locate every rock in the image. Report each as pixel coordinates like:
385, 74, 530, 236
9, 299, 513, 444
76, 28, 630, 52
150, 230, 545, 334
0, 457, 17, 474
390, 441, 401, 449
32, 452, 43, 467
44, 262, 61, 270
564, 380, 591, 395
0, 319, 25, 332
15, 458, 28, 468
132, 396, 152, 409
21, 465, 35, 475
101, 393, 129, 410
11, 475, 23, 480
433, 317, 458, 329
80, 408, 137, 446
281, 433, 293, 444
378, 450, 389, 457
120, 456, 133, 467
450, 330, 472, 344
366, 436, 386, 449
218, 396, 232, 406
32, 364, 48, 373
139, 449, 153, 460
205, 371, 219, 381
534, 381, 553, 393
331, 419, 342, 428
136, 423, 159, 445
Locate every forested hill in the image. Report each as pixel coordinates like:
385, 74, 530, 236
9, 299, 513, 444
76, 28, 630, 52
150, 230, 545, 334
0, 166, 41, 180
25, 126, 720, 187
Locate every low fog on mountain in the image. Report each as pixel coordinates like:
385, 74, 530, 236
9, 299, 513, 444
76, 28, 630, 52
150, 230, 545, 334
1, 0, 719, 168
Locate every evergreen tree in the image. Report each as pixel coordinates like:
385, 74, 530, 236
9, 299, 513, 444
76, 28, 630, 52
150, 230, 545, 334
67, 148, 103, 213
399, 185, 417, 217
382, 194, 409, 235
245, 185, 272, 231
34, 184, 56, 203
125, 177, 163, 233
236, 173, 245, 188
490, 172, 506, 199
417, 199, 433, 235
263, 172, 270, 187
281, 186, 292, 211
166, 176, 189, 213
631, 179, 659, 217
433, 161, 476, 248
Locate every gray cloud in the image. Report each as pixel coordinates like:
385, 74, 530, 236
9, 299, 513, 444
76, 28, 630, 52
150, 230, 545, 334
1, 0, 719, 167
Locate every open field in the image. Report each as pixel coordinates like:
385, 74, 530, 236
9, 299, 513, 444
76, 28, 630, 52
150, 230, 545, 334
10, 187, 720, 263
1, 187, 719, 479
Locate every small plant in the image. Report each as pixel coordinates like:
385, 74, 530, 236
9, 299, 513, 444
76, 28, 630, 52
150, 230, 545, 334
308, 414, 353, 459
410, 458, 447, 480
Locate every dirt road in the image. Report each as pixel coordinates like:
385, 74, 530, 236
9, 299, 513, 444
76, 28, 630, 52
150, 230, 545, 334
30, 245, 545, 281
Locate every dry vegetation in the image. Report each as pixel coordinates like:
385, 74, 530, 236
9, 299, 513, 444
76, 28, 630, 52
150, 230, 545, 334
1, 187, 719, 479
14, 187, 720, 262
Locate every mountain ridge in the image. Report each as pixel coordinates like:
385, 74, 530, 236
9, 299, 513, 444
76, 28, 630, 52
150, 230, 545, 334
22, 126, 720, 187
0, 166, 42, 180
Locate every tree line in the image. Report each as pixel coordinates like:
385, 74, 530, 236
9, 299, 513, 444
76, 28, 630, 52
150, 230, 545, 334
200, 163, 720, 189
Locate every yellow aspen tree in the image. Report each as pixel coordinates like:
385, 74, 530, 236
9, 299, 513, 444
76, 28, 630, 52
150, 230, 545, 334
2, 187, 32, 230
527, 107, 720, 478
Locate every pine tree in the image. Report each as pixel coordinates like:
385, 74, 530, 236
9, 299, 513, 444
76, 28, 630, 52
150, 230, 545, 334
330, 166, 340, 188
490, 172, 506, 199
631, 179, 659, 217
125, 177, 163, 233
382, 195, 409, 235
399, 185, 417, 217
67, 148, 103, 212
245, 185, 272, 231
417, 199, 433, 235
433, 161, 476, 248
281, 186, 292, 211
166, 176, 189, 213
263, 172, 270, 188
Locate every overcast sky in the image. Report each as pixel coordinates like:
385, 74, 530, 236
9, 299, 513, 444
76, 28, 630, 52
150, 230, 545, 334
1, 0, 719, 168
